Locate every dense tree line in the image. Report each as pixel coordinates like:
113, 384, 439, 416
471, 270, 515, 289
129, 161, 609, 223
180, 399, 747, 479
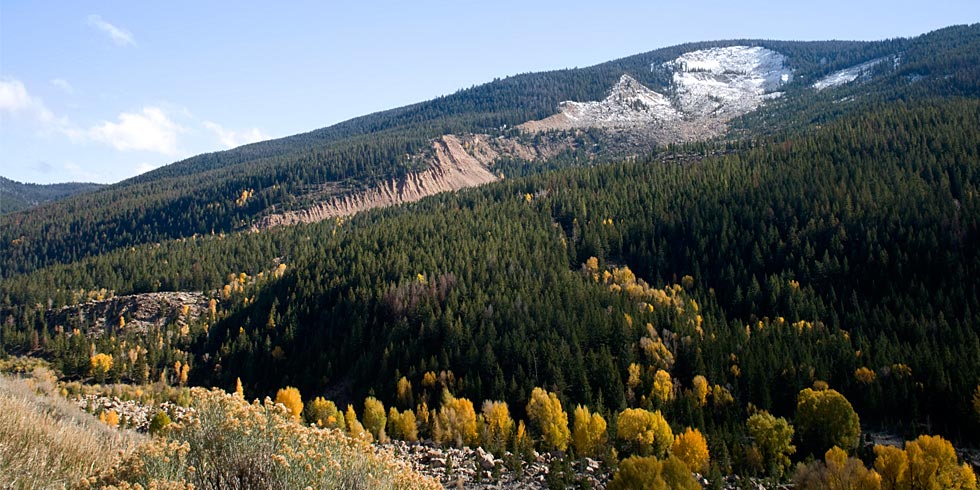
5, 98, 977, 456
6, 26, 964, 278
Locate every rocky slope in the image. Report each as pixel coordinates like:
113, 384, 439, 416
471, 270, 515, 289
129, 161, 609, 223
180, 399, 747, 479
813, 56, 892, 90
253, 134, 567, 229
523, 46, 793, 141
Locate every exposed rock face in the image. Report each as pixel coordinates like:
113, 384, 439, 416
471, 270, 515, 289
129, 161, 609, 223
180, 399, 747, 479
522, 75, 680, 133
667, 46, 792, 117
253, 134, 563, 229
522, 46, 793, 141
46, 291, 209, 336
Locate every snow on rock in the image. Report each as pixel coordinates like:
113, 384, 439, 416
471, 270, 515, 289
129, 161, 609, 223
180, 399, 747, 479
813, 58, 887, 90
665, 46, 793, 117
558, 74, 680, 126
523, 46, 792, 136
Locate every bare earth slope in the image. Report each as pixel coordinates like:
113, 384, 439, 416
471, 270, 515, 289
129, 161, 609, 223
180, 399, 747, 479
254, 134, 566, 229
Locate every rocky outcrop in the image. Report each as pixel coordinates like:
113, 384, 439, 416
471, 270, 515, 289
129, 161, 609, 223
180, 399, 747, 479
47, 291, 209, 337
522, 47, 793, 142
75, 394, 193, 432
521, 75, 680, 134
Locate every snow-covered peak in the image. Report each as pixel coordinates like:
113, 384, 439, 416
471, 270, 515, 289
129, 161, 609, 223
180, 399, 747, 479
665, 46, 793, 117
813, 58, 887, 90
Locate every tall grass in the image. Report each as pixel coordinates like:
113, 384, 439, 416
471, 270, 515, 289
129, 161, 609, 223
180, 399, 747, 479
84, 387, 440, 490
0, 370, 143, 489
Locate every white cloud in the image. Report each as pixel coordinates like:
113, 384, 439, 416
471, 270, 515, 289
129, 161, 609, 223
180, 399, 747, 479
88, 107, 184, 155
203, 121, 270, 149
87, 14, 135, 47
51, 78, 75, 94
0, 78, 67, 127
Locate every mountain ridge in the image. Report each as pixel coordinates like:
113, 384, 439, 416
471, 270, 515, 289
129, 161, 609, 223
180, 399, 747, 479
2, 25, 979, 279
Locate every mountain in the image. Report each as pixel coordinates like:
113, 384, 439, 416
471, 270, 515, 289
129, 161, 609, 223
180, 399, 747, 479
3, 24, 980, 480
11, 27, 980, 278
0, 177, 104, 215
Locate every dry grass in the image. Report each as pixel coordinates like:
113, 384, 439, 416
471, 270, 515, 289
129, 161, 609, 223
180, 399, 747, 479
83, 387, 441, 490
0, 369, 143, 489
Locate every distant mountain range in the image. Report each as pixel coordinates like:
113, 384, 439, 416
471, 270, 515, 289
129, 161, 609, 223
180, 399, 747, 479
0, 177, 104, 215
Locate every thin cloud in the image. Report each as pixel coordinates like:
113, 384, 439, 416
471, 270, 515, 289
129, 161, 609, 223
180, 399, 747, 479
51, 78, 75, 94
87, 14, 135, 47
0, 77, 68, 127
203, 121, 270, 149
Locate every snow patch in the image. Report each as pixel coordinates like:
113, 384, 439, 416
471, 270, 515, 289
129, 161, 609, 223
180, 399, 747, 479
557, 74, 680, 127
665, 46, 793, 117
813, 58, 886, 90
522, 46, 792, 137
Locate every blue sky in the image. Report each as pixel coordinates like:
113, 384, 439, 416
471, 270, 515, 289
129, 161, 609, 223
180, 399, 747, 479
2, 1, 978, 184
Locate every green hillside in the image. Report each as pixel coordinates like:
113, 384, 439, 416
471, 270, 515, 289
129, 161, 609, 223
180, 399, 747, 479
0, 177, 103, 215
8, 27, 972, 279
2, 24, 980, 485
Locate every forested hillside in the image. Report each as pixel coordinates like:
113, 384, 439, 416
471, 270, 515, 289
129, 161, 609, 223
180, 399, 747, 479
8, 26, 978, 279
4, 99, 979, 455
2, 24, 980, 488
0, 177, 103, 215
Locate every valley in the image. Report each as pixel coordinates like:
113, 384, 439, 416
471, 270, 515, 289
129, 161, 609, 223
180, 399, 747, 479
2, 22, 980, 490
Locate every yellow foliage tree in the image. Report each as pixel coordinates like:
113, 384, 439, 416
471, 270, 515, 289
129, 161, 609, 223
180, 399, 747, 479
692, 375, 709, 407
905, 434, 977, 490
100, 409, 120, 427
607, 455, 699, 490
513, 420, 533, 456
651, 369, 673, 406
433, 390, 477, 448
796, 387, 860, 455
178, 363, 189, 386
711, 384, 734, 408
572, 405, 607, 458
234, 377, 244, 398
672, 427, 710, 473
746, 410, 796, 478
854, 367, 877, 384
387, 407, 419, 442
481, 400, 514, 454
345, 404, 372, 442
422, 371, 437, 389
583, 256, 600, 282
616, 408, 672, 457
274, 386, 303, 421
362, 396, 387, 442
627, 363, 642, 403
793, 446, 882, 490
415, 401, 430, 438
305, 396, 342, 429
90, 353, 113, 382
526, 387, 570, 452
874, 444, 909, 490
397, 376, 413, 408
